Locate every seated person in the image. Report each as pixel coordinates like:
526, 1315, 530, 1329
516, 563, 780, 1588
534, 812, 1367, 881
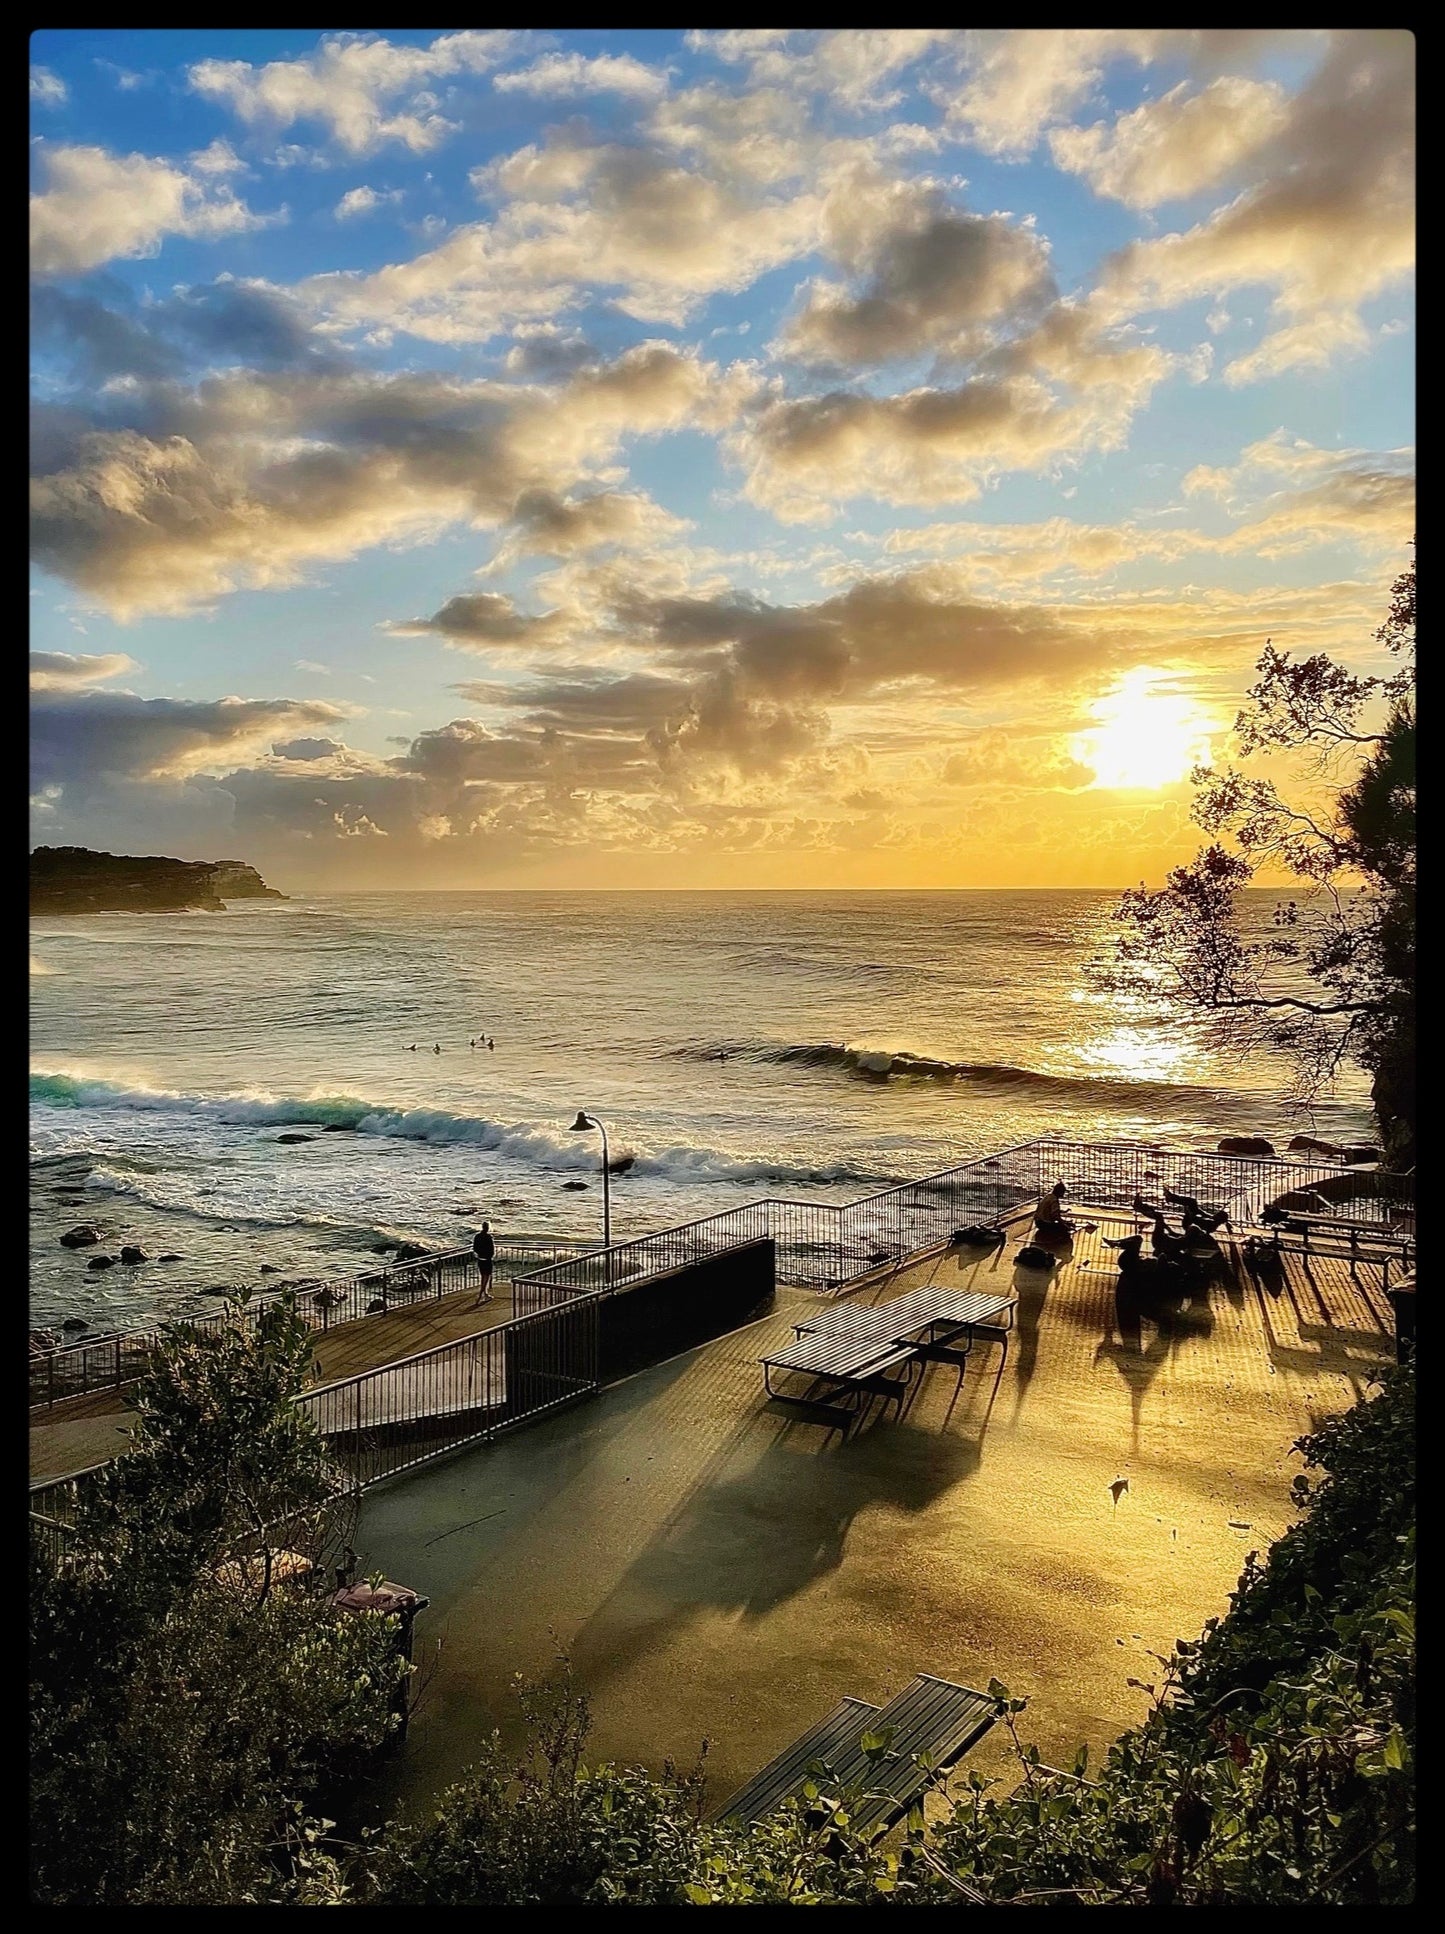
1034, 1179, 1072, 1239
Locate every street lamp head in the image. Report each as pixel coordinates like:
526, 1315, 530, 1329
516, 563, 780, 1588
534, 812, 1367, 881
570, 1111, 595, 1132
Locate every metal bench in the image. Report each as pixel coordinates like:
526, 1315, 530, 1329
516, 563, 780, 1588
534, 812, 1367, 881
715, 1696, 880, 1826
716, 1674, 1002, 1837
761, 1330, 918, 1414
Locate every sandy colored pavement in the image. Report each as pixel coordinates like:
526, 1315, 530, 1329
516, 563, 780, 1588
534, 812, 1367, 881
355, 1215, 1394, 1816
29, 1285, 518, 1485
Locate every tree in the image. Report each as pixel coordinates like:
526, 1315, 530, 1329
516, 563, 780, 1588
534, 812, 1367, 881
1103, 553, 1415, 1165
29, 1295, 409, 1905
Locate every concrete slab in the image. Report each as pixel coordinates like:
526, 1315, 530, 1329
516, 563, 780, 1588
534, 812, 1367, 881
355, 1215, 1394, 1816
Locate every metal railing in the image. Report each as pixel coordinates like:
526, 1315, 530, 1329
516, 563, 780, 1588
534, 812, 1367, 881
513, 1143, 1046, 1310
33, 1139, 1414, 1411
30, 1235, 593, 1411
297, 1294, 603, 1489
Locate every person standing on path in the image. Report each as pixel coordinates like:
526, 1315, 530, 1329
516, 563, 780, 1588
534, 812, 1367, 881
470, 1220, 495, 1307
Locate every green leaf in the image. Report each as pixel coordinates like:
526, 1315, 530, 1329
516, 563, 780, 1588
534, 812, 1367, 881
1383, 1727, 1407, 1770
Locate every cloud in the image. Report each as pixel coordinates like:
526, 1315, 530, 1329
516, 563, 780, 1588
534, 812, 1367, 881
303, 133, 823, 342
688, 28, 949, 111
270, 735, 347, 760
30, 342, 735, 617
742, 301, 1181, 516
1049, 76, 1289, 207
31, 688, 350, 796
1181, 433, 1415, 553
389, 590, 571, 650
30, 143, 272, 277
942, 729, 1095, 791
30, 66, 68, 106
335, 184, 403, 219
937, 29, 1303, 158
1097, 31, 1414, 381
30, 650, 139, 691
494, 51, 667, 101
188, 30, 517, 155
783, 164, 1056, 367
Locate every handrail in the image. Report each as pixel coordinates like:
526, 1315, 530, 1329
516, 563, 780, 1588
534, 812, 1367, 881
30, 1233, 596, 1410
34, 1138, 1413, 1407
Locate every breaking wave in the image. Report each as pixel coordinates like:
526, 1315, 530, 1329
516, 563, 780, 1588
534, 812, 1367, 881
29, 1069, 887, 1190
673, 1040, 1226, 1108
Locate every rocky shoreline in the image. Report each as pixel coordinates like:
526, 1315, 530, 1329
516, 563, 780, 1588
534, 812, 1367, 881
30, 846, 285, 915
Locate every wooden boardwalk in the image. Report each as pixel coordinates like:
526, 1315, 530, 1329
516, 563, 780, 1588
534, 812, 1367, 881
29, 1284, 520, 1485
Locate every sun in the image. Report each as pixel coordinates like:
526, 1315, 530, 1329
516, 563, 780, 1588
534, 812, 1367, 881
1072, 668, 1215, 791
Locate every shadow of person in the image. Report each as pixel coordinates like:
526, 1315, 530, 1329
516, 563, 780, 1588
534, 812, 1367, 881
1008, 1258, 1053, 1420
563, 1422, 982, 1696
1093, 1270, 1217, 1450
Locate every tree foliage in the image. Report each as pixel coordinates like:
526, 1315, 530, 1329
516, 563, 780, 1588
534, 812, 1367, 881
1103, 553, 1415, 1163
29, 1295, 409, 1905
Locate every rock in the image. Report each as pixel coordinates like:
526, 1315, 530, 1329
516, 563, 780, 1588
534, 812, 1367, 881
202, 1285, 235, 1297
367, 1298, 387, 1314
1217, 1136, 1275, 1156
60, 1225, 102, 1248
87, 1254, 116, 1270
120, 1246, 148, 1264
157, 1252, 183, 1262
276, 1132, 318, 1145
29, 846, 284, 915
371, 1241, 396, 1255
29, 1329, 59, 1355
392, 1241, 431, 1262
563, 1180, 589, 1191
259, 1263, 281, 1274
606, 1154, 635, 1174
56, 1197, 85, 1207
1340, 1145, 1382, 1166
61, 1317, 89, 1332
1287, 1133, 1334, 1155
323, 1123, 355, 1132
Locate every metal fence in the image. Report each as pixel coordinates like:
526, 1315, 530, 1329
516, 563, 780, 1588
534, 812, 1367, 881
513, 1142, 1046, 1310
1032, 1139, 1415, 1239
33, 1139, 1414, 1412
297, 1294, 602, 1489
30, 1235, 593, 1411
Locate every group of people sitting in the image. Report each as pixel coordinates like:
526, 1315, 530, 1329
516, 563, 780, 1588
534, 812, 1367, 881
1025, 1179, 1233, 1295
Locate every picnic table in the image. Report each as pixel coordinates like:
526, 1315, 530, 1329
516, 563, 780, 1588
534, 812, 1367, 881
792, 1286, 1015, 1344
762, 1287, 1016, 1416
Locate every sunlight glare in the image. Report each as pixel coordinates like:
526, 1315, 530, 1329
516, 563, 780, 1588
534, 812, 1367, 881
1073, 668, 1214, 791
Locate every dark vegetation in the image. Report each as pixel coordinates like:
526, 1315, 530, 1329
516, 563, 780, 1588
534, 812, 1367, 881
30, 845, 283, 913
30, 1298, 1412, 1904
1104, 554, 1416, 1167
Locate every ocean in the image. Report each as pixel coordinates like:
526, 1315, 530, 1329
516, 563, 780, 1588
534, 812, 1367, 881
29, 889, 1373, 1331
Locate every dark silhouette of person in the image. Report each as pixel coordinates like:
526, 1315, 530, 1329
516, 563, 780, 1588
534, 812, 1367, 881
433, 1042, 441, 1054
487, 1036, 495, 1050
471, 1221, 495, 1308
406, 1043, 417, 1051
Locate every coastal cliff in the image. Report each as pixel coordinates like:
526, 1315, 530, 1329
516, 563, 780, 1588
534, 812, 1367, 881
30, 847, 286, 914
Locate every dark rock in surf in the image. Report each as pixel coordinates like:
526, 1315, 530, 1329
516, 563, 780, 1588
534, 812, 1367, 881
120, 1246, 148, 1264
62, 1317, 89, 1331
157, 1252, 183, 1262
87, 1254, 116, 1270
1218, 1136, 1275, 1156
60, 1225, 102, 1248
392, 1241, 431, 1262
259, 1263, 281, 1274
562, 1180, 589, 1190
276, 1132, 318, 1145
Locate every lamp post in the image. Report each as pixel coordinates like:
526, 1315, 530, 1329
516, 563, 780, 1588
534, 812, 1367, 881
569, 1111, 611, 1264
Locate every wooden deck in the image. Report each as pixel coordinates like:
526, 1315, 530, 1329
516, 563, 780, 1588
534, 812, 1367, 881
29, 1283, 520, 1485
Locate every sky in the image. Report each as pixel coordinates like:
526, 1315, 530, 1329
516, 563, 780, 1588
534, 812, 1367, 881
29, 29, 1415, 890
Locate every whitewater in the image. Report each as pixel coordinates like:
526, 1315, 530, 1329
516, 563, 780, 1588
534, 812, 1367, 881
30, 889, 1373, 1329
